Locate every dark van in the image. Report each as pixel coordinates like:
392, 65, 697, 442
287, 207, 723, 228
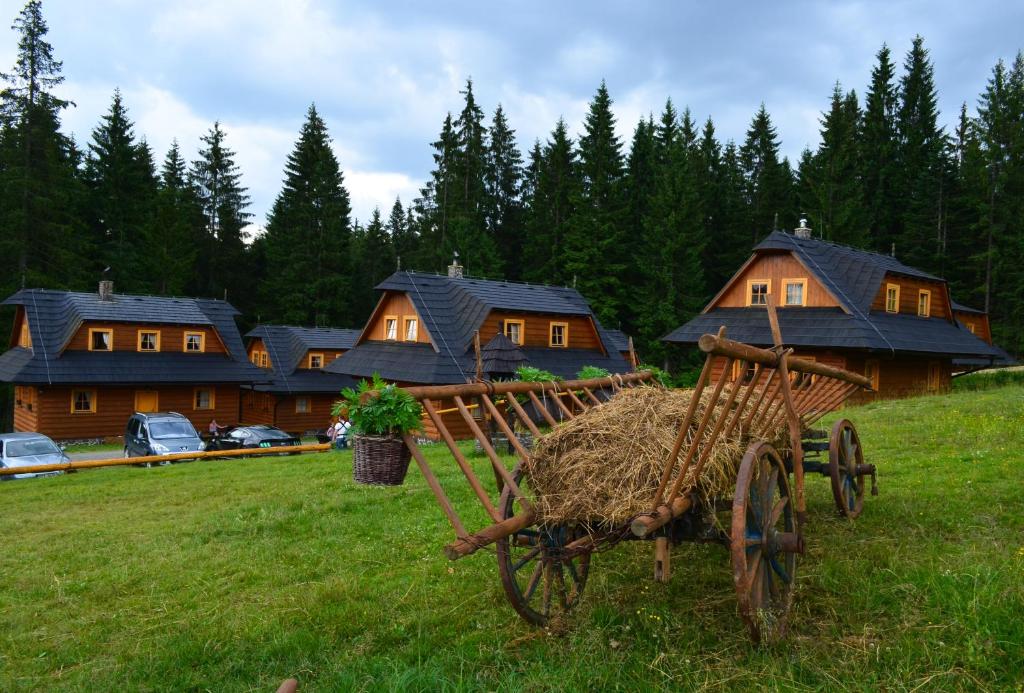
124, 412, 205, 461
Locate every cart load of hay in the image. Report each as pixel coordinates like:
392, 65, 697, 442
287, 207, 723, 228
523, 386, 789, 526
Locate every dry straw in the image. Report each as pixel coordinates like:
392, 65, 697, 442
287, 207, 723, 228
525, 386, 789, 526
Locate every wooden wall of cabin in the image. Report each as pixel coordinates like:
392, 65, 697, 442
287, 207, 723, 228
239, 390, 275, 426
869, 276, 951, 319
65, 322, 227, 354
15, 385, 241, 440
272, 394, 339, 435
365, 293, 432, 344
712, 253, 837, 308
953, 311, 992, 344
477, 311, 602, 350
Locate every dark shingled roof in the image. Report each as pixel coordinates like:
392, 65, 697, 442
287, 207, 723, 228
327, 271, 631, 384
244, 325, 359, 394
0, 288, 263, 384
664, 233, 1007, 362
950, 300, 986, 315
755, 231, 940, 313
603, 328, 631, 352
481, 332, 529, 376
663, 307, 1004, 359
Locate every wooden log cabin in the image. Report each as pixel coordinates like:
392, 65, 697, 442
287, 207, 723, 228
241, 325, 359, 434
0, 282, 263, 440
325, 260, 634, 439
662, 225, 1010, 401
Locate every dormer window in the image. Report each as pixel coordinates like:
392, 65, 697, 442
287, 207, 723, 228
260, 352, 268, 368
18, 321, 31, 348
917, 290, 931, 317
184, 331, 205, 353
88, 328, 113, 351
549, 322, 568, 348
137, 330, 160, 352
504, 319, 525, 345
886, 284, 900, 313
966, 322, 976, 334
384, 316, 398, 341
783, 278, 807, 306
746, 280, 770, 306
309, 353, 323, 369
404, 317, 418, 341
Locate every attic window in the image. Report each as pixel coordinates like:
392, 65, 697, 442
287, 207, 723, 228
260, 352, 269, 368
404, 317, 418, 341
746, 280, 770, 306
783, 278, 807, 306
18, 321, 31, 348
504, 319, 525, 346
88, 328, 113, 351
184, 331, 205, 353
384, 316, 398, 341
137, 330, 160, 352
966, 322, 976, 334
309, 353, 324, 369
885, 284, 900, 313
917, 290, 931, 318
549, 322, 568, 348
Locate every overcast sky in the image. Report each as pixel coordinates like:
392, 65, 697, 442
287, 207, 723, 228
4, 1, 1022, 231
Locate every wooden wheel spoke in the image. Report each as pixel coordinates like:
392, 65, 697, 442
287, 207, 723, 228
542, 564, 553, 616
764, 561, 779, 600
745, 547, 763, 590
511, 546, 542, 573
769, 556, 792, 584
554, 562, 570, 609
769, 494, 789, 526
523, 562, 543, 602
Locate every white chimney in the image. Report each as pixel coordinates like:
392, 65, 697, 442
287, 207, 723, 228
447, 251, 463, 279
794, 218, 812, 240
98, 280, 114, 302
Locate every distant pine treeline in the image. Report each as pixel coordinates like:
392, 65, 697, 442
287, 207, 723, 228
2, 0, 1023, 367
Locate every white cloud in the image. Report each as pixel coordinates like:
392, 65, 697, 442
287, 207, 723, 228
345, 170, 421, 224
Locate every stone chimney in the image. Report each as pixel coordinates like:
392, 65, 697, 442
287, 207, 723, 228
447, 251, 463, 279
794, 217, 812, 240
98, 280, 114, 302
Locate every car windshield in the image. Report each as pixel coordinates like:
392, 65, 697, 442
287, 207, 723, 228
148, 421, 197, 439
5, 438, 61, 457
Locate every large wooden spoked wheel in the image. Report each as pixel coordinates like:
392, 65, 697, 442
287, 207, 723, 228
829, 419, 866, 519
731, 441, 798, 643
495, 470, 591, 626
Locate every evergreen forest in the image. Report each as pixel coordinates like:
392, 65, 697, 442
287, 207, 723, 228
3, 0, 1023, 369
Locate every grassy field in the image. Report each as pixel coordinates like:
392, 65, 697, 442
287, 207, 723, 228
1, 384, 1022, 691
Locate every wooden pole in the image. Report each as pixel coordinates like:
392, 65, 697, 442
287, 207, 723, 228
0, 442, 332, 476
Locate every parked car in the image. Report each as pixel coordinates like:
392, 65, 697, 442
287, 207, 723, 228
0, 432, 69, 480
206, 425, 301, 453
124, 412, 205, 462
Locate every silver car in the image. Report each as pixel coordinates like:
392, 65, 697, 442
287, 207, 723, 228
0, 432, 69, 480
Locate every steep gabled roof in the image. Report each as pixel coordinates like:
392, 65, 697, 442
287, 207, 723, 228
950, 300, 986, 315
244, 325, 360, 394
329, 271, 630, 384
603, 328, 630, 352
753, 231, 941, 314
0, 288, 262, 385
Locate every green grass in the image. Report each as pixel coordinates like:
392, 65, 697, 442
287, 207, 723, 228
1, 387, 1023, 691
953, 367, 1024, 392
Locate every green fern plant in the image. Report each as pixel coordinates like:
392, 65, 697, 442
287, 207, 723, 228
333, 374, 422, 437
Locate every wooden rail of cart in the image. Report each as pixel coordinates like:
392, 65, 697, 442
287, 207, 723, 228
397, 306, 877, 642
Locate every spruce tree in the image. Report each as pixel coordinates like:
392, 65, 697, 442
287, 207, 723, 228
386, 197, 416, 269
862, 44, 900, 252
413, 113, 458, 270
189, 121, 252, 306
740, 104, 792, 241
140, 140, 200, 295
565, 82, 626, 324
484, 104, 524, 278
350, 207, 396, 321
806, 84, 867, 245
261, 105, 352, 326
0, 0, 89, 295
83, 89, 158, 291
522, 120, 578, 286
895, 36, 946, 271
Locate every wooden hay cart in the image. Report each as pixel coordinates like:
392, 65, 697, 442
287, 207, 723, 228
394, 312, 876, 642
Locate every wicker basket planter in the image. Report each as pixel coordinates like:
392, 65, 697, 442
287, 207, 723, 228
352, 434, 412, 486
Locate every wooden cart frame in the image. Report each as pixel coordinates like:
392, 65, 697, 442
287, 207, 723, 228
395, 304, 876, 641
